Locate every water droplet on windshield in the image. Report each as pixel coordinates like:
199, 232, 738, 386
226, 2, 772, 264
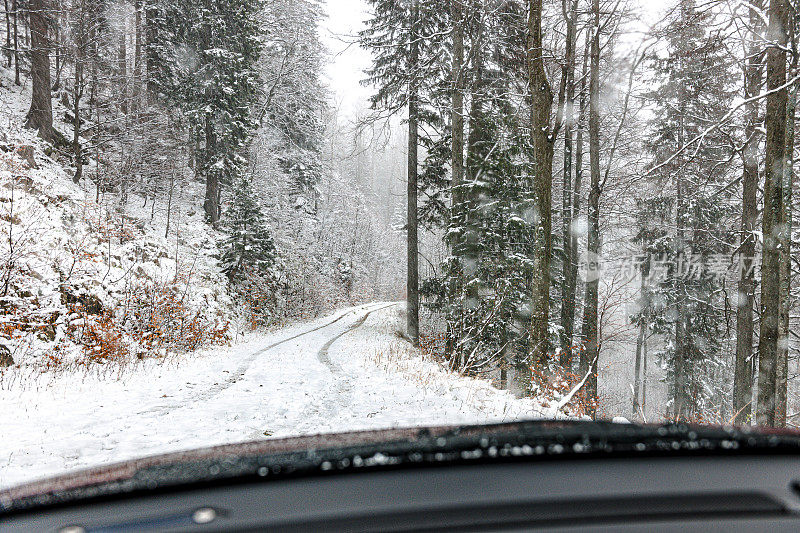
192, 507, 217, 524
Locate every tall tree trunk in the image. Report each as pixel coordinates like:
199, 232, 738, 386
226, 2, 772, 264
145, 0, 158, 102
673, 92, 688, 420
448, 0, 464, 370
572, 29, 589, 350
776, 26, 796, 428
580, 0, 600, 418
451, 0, 464, 212
133, 0, 143, 110
673, 172, 688, 421
4, 0, 11, 67
12, 0, 19, 85
119, 18, 128, 115
559, 0, 579, 369
733, 0, 764, 426
203, 118, 220, 223
25, 0, 54, 142
641, 331, 648, 416
200, 9, 220, 224
52, 19, 60, 91
669, 0, 695, 422
633, 313, 645, 419
528, 0, 554, 370
756, 0, 789, 428
406, 0, 420, 345
72, 26, 83, 184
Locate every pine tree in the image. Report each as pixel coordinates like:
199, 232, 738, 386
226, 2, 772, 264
360, 0, 447, 345
641, 0, 737, 420
423, 0, 535, 382
148, 0, 264, 223
219, 177, 277, 284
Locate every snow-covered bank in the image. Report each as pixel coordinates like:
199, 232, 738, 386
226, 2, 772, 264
1, 303, 545, 489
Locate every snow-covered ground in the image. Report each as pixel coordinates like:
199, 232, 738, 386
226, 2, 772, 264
0, 303, 546, 489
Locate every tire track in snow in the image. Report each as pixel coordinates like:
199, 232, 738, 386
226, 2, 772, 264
135, 303, 386, 415
316, 303, 399, 373
288, 303, 399, 427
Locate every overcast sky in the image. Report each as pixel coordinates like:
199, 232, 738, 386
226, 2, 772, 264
320, 0, 373, 120
318, 0, 666, 121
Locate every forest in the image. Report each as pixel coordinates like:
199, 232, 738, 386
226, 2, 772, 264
358, 0, 800, 427
0, 0, 798, 429
0, 0, 403, 374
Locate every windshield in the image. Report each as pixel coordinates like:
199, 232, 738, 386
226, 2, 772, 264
0, 0, 796, 489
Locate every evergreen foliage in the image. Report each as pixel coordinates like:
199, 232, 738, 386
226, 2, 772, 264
635, 1, 737, 419
148, 0, 264, 220
219, 176, 277, 284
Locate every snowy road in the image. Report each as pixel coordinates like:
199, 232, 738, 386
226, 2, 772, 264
1, 303, 544, 488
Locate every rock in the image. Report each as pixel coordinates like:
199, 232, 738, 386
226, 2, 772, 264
37, 324, 57, 342
11, 173, 35, 191
14, 145, 37, 169
135, 265, 152, 280
0, 345, 13, 367
60, 289, 103, 315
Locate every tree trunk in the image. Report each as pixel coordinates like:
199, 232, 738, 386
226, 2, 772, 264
641, 331, 648, 417
53, 19, 61, 91
572, 29, 589, 351
528, 0, 554, 369
4, 0, 11, 67
145, 0, 158, 102
118, 17, 128, 115
580, 0, 600, 418
450, 0, 464, 212
559, 0, 579, 369
756, 0, 789, 428
674, 144, 688, 420
406, 0, 420, 345
12, 0, 19, 85
633, 315, 645, 419
203, 118, 220, 223
25, 0, 54, 142
133, 0, 143, 110
733, 0, 764, 426
776, 28, 796, 428
448, 0, 464, 370
72, 34, 82, 184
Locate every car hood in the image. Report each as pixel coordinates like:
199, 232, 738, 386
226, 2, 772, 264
4, 419, 800, 515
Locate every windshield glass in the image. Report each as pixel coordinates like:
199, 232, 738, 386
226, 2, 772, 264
0, 0, 795, 488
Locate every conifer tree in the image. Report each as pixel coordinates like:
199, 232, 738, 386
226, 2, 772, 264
148, 0, 264, 223
640, 0, 737, 420
219, 176, 277, 284
360, 0, 446, 344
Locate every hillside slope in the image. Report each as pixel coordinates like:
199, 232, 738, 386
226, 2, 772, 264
1, 64, 233, 367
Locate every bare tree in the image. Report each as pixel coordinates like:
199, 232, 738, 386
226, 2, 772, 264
580, 0, 601, 418
559, 0, 580, 369
733, 0, 764, 426
527, 0, 555, 369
